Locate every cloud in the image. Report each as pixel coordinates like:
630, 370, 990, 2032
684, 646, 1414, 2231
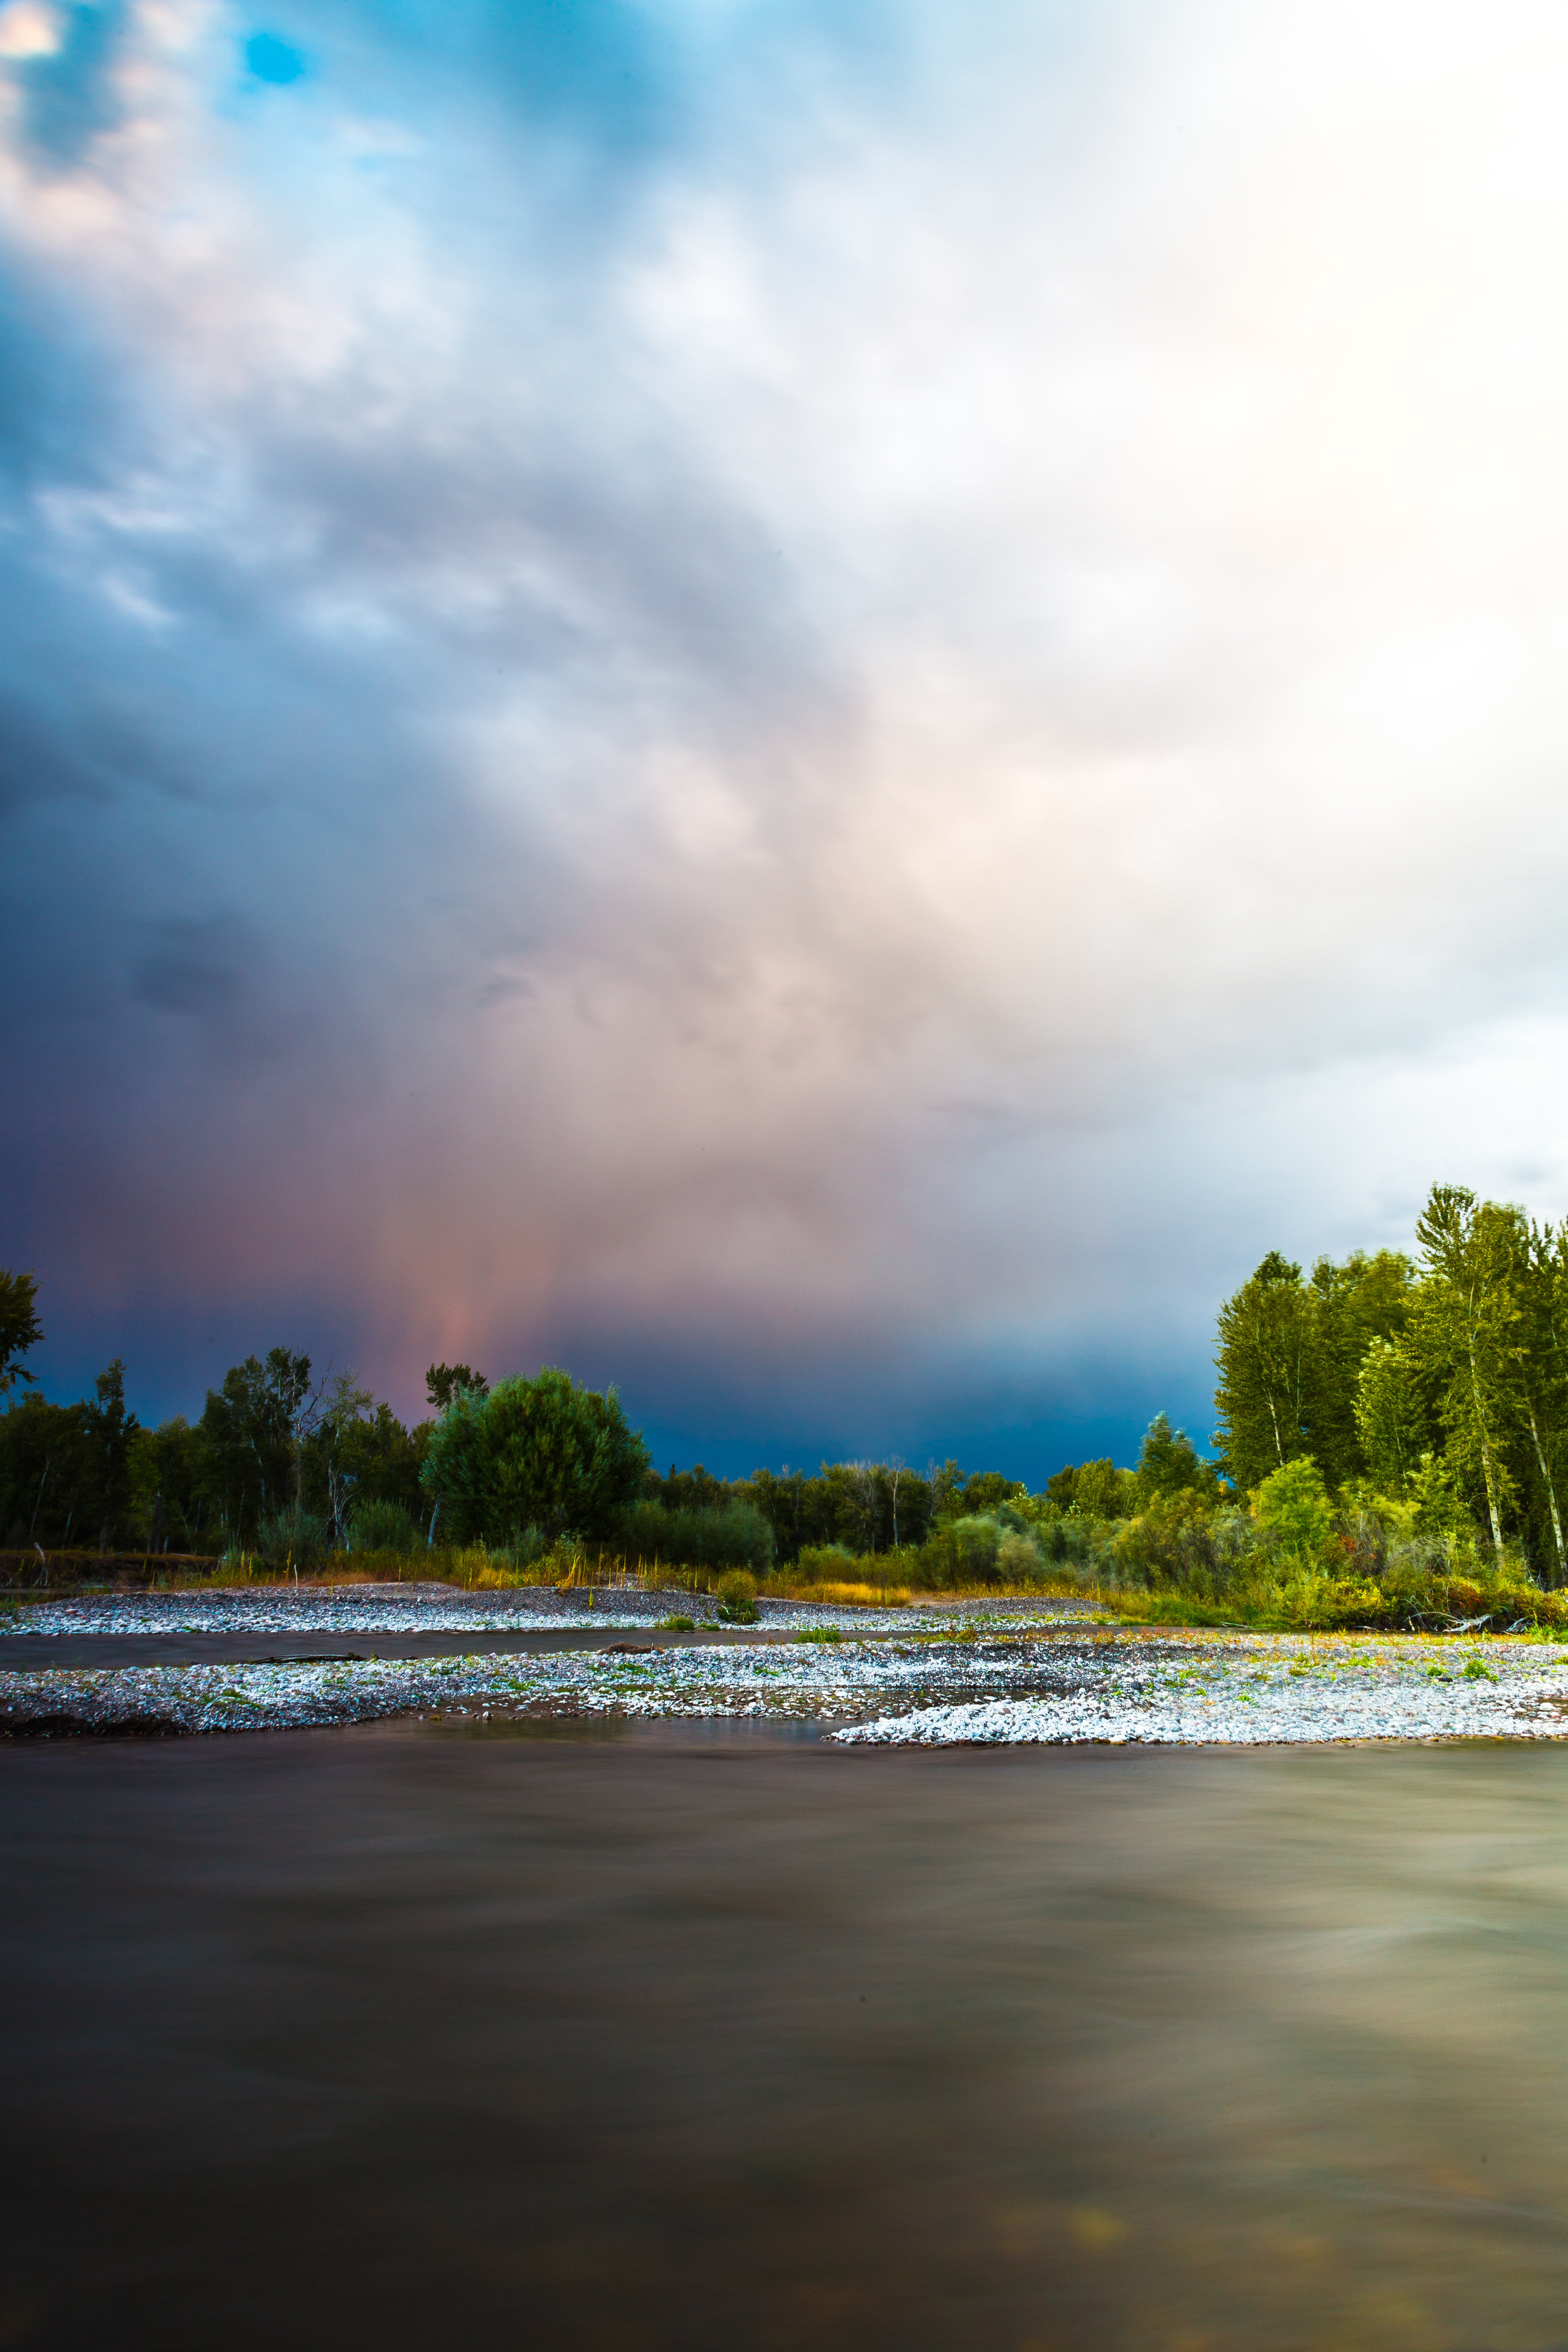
3, 0, 1568, 1466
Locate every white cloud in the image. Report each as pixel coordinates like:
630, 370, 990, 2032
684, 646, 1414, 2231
0, 3, 61, 61
6, 0, 1568, 1441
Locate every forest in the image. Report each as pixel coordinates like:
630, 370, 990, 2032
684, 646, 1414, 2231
3, 1181, 1567, 1621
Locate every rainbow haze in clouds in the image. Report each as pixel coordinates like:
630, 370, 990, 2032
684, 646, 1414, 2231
3, 0, 1567, 1473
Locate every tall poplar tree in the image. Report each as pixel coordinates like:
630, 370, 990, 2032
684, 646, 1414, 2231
1214, 1253, 1325, 1493
1354, 1335, 1428, 1491
1407, 1186, 1518, 1554
1509, 1216, 1568, 1581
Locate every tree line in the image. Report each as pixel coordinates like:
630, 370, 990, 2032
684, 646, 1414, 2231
0, 1277, 1107, 1568
5, 1173, 1559, 1587
1212, 1183, 1568, 1578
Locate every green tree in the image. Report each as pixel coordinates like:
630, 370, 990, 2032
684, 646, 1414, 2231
82, 1358, 138, 1548
1506, 1216, 1568, 1581
1407, 1186, 1518, 1554
925, 1459, 966, 1520
416, 1381, 489, 1543
1215, 1248, 1411, 1493
301, 1371, 376, 1545
1214, 1253, 1323, 1491
196, 1348, 314, 1540
0, 1390, 88, 1545
1308, 1251, 1416, 1485
0, 1360, 145, 1550
426, 1361, 488, 1412
739, 1468, 848, 1564
1353, 1337, 1428, 1493
960, 1470, 1027, 1517
421, 1367, 650, 1544
129, 1416, 209, 1552
1134, 1413, 1217, 1508
1071, 1458, 1128, 1519
0, 1269, 42, 1396
1253, 1456, 1333, 1559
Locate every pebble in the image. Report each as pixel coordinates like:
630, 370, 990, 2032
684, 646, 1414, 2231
2, 1611, 1567, 1744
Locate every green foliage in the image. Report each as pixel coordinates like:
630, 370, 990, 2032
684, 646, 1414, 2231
129, 1416, 212, 1551
958, 1470, 1027, 1517
420, 1366, 650, 1545
349, 1497, 421, 1552
425, 1361, 488, 1412
304, 1379, 426, 1545
1214, 1250, 1316, 1491
0, 1389, 88, 1547
793, 1542, 856, 1582
197, 1348, 313, 1539
82, 1358, 138, 1546
1071, 1460, 1131, 1519
418, 1382, 489, 1543
946, 1515, 1003, 1582
1253, 1456, 1333, 1559
1214, 1249, 1412, 1493
1409, 1186, 1519, 1554
1041, 1456, 1138, 1520
618, 1497, 774, 1574
1111, 1495, 1244, 1593
1308, 1249, 1416, 1487
715, 1569, 759, 1623
0, 1268, 42, 1396
1210, 1190, 1568, 1579
0, 1358, 143, 1549
648, 1461, 729, 1513
1134, 1414, 1219, 1508
1353, 1337, 1424, 1491
256, 1507, 326, 1571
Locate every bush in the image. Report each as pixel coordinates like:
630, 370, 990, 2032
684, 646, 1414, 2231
255, 1508, 326, 1572
715, 1569, 759, 1623
1253, 1458, 1334, 1559
997, 1528, 1047, 1582
618, 1498, 774, 1576
349, 1498, 421, 1554
795, 1543, 856, 1584
1112, 1494, 1239, 1592
487, 1525, 554, 1573
917, 1514, 1011, 1585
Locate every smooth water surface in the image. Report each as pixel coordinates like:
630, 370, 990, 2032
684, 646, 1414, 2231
4, 1732, 1568, 2350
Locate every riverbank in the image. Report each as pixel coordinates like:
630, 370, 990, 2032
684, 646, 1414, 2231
5, 1595, 1568, 1741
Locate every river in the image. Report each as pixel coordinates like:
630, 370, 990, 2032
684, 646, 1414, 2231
4, 1725, 1567, 2349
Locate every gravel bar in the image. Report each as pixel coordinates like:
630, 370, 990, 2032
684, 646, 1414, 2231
0, 1582, 1088, 1640
5, 1624, 1568, 1742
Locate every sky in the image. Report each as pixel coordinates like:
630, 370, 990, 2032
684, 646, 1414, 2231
4, 0, 1568, 1481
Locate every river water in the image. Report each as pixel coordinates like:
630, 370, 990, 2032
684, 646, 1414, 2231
5, 1727, 1568, 2351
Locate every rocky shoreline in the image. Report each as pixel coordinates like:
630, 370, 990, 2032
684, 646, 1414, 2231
4, 1587, 1568, 1744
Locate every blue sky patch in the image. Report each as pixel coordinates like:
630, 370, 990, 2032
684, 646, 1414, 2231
245, 30, 307, 84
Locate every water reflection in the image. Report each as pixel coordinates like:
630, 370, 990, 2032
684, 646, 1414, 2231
5, 1737, 1568, 2349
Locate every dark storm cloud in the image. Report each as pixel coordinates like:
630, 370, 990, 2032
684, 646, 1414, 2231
133, 929, 246, 1017
4, 0, 1568, 1470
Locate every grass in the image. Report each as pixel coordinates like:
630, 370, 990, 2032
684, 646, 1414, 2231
1077, 1567, 1568, 1637
11, 1540, 1563, 1646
